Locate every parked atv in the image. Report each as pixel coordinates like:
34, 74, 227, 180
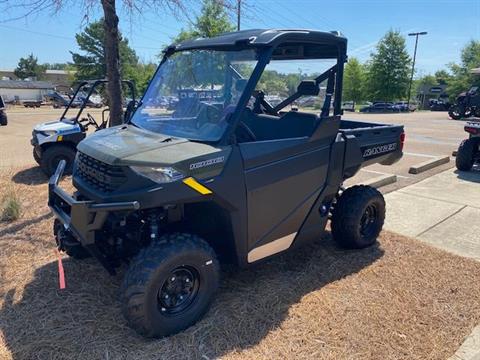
456, 121, 480, 171
31, 80, 136, 176
449, 86, 480, 120
0, 95, 7, 126
48, 29, 405, 338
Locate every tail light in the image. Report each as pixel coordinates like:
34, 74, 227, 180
400, 132, 406, 151
465, 126, 479, 135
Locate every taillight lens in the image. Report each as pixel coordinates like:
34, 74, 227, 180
465, 127, 478, 135
400, 132, 406, 151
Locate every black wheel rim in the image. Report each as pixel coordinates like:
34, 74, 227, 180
157, 266, 200, 315
360, 204, 378, 238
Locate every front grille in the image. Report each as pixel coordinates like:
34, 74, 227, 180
75, 152, 127, 193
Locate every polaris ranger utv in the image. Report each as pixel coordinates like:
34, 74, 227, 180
31, 80, 136, 176
48, 29, 404, 338
456, 121, 480, 171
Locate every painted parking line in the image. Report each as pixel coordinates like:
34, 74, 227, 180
403, 152, 439, 158
360, 169, 411, 179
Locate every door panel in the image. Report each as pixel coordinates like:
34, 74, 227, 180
240, 140, 330, 251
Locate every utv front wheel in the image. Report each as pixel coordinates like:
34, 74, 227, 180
121, 233, 219, 338
33, 147, 41, 165
331, 185, 385, 249
40, 145, 76, 177
456, 138, 479, 171
0, 112, 7, 126
448, 105, 464, 120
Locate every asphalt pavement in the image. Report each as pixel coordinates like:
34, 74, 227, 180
0, 108, 471, 193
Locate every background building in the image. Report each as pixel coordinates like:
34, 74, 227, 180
0, 80, 54, 102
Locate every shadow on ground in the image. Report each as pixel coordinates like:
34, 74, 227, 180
0, 212, 52, 237
11, 166, 47, 185
455, 167, 480, 183
0, 234, 383, 359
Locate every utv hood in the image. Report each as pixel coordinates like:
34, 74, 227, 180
77, 125, 229, 172
34, 119, 80, 133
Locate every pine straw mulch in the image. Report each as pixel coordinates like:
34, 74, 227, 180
1, 165, 480, 360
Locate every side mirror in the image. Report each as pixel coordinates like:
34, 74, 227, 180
297, 80, 320, 96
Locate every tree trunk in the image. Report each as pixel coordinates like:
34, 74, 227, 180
101, 0, 123, 127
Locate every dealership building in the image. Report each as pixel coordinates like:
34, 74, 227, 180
0, 80, 54, 102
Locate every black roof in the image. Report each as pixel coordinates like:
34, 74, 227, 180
174, 29, 347, 52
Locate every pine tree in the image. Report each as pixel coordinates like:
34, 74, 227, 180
366, 30, 411, 101
14, 54, 45, 80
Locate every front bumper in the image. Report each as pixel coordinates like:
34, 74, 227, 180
48, 160, 140, 272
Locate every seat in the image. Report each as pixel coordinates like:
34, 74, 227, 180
241, 109, 319, 141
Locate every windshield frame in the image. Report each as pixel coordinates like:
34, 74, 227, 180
129, 40, 346, 145
128, 46, 271, 144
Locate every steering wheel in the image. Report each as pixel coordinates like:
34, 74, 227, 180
86, 113, 100, 129
196, 103, 222, 129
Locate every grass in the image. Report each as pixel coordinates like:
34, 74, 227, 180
1, 165, 480, 360
1, 186, 22, 222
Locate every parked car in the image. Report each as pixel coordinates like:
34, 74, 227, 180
342, 101, 355, 112
394, 101, 417, 112
360, 102, 398, 113
0, 95, 7, 126
47, 91, 82, 109
429, 98, 451, 111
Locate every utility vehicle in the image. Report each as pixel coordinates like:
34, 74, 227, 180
31, 79, 136, 176
449, 86, 480, 120
48, 29, 405, 338
0, 95, 7, 126
456, 121, 480, 171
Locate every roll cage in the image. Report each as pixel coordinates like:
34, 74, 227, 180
150, 29, 347, 145
60, 79, 137, 126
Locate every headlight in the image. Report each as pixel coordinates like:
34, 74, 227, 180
39, 130, 58, 136
130, 166, 184, 183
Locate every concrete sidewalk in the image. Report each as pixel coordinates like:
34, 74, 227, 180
382, 167, 480, 360
384, 168, 480, 261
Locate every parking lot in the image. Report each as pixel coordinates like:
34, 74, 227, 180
0, 107, 468, 191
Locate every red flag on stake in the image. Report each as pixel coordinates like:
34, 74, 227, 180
55, 249, 66, 290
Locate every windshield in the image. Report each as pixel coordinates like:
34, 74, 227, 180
131, 49, 258, 141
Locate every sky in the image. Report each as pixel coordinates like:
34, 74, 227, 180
0, 0, 479, 77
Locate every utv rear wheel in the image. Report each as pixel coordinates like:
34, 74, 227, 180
40, 145, 76, 177
121, 233, 219, 338
331, 185, 385, 249
456, 138, 479, 171
53, 219, 91, 259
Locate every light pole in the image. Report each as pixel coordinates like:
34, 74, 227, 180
407, 31, 427, 109
237, 0, 241, 31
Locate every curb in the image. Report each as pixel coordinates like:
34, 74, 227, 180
363, 174, 397, 188
409, 156, 450, 174
448, 325, 480, 360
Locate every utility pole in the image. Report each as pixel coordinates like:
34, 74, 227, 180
407, 31, 427, 109
237, 0, 241, 31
